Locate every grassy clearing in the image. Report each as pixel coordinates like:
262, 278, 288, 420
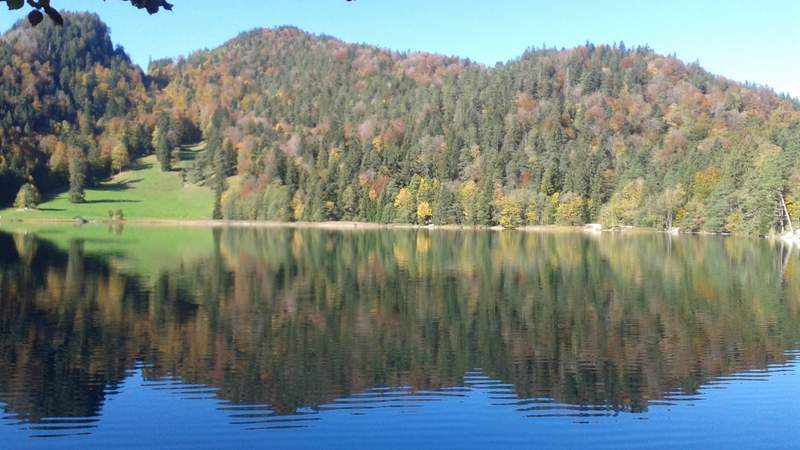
0, 145, 213, 221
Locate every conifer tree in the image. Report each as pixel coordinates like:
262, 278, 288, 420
67, 146, 86, 204
153, 114, 172, 172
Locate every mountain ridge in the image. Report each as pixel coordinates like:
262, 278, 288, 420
156, 24, 799, 103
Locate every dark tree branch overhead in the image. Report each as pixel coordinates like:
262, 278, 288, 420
125, 0, 173, 14
3, 1, 358, 27
2, 0, 174, 26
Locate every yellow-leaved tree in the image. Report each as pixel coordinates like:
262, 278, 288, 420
416, 201, 433, 224
111, 142, 130, 173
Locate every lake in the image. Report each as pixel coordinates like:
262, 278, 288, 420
0, 225, 799, 449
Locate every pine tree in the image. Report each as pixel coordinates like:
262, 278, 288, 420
211, 144, 227, 220
433, 186, 459, 225
67, 146, 86, 203
476, 182, 494, 225
212, 178, 224, 220
153, 127, 171, 172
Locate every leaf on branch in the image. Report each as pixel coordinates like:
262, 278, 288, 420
128, 0, 174, 14
27, 8, 42, 25
6, 0, 25, 10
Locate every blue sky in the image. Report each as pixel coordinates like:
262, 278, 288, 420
1, 0, 798, 98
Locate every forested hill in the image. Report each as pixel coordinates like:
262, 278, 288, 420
4, 16, 800, 234
0, 14, 163, 204
151, 27, 800, 234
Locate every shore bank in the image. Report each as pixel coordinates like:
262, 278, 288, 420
0, 217, 711, 236
0, 217, 527, 231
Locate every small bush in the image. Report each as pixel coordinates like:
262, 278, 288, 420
14, 182, 41, 209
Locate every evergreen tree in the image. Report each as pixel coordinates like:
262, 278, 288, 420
211, 142, 227, 220
67, 146, 86, 204
153, 114, 172, 172
433, 186, 459, 225
212, 178, 224, 220
476, 182, 494, 226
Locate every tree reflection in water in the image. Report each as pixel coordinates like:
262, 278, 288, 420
0, 227, 798, 428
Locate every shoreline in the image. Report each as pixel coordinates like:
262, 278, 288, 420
0, 217, 516, 231
0, 217, 755, 237
0, 217, 621, 232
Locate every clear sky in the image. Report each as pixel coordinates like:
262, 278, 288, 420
1, 0, 798, 98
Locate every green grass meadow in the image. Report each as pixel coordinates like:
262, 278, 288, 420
0, 146, 213, 221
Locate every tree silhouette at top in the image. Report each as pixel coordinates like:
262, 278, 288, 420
2, 0, 173, 26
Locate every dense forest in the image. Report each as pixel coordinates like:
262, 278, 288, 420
0, 14, 195, 205
2, 14, 800, 234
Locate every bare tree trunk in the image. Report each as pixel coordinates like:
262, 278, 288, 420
781, 194, 794, 233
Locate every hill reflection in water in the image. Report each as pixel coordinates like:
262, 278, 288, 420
0, 227, 799, 446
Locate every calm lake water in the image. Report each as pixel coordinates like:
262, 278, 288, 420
0, 226, 799, 449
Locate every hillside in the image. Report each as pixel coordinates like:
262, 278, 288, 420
0, 14, 157, 204
151, 27, 800, 234
0, 13, 199, 210
3, 16, 800, 234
